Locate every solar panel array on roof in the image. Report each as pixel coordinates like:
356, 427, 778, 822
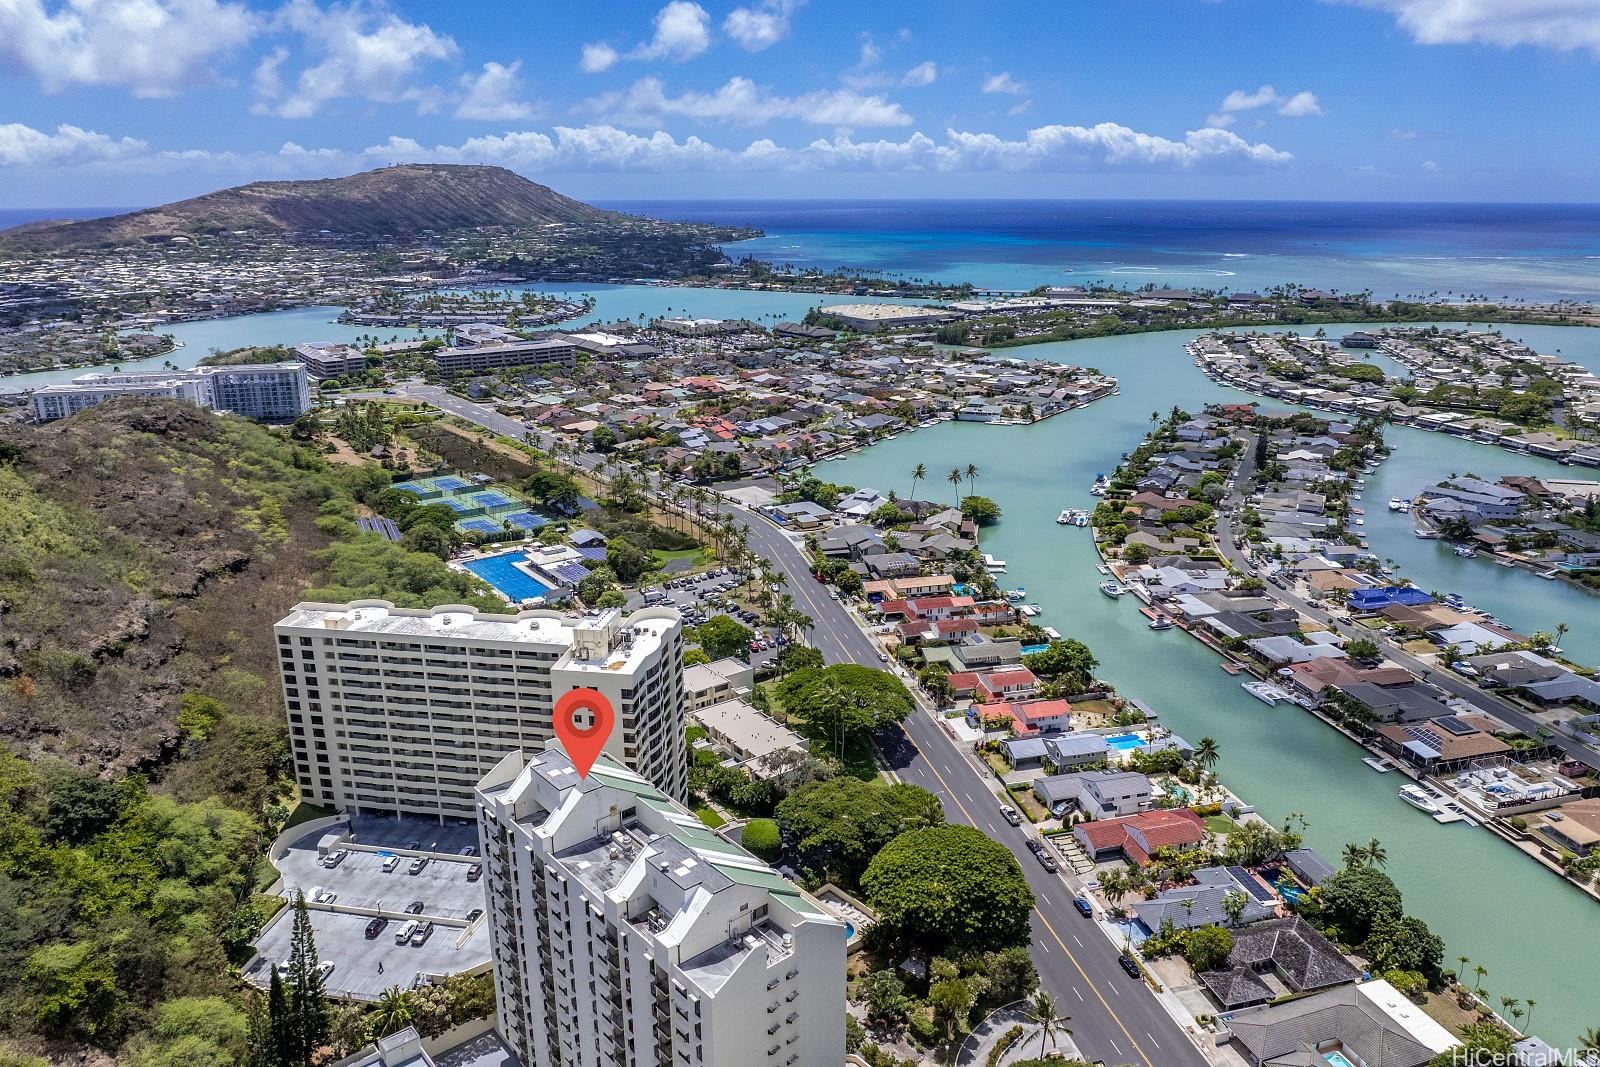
1432, 714, 1476, 736
545, 560, 592, 583
1227, 865, 1278, 903
573, 545, 608, 561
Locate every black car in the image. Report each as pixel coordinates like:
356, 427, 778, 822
1072, 896, 1094, 918
1118, 954, 1142, 979
405, 900, 424, 914
364, 917, 388, 940
467, 909, 484, 922
1025, 839, 1044, 854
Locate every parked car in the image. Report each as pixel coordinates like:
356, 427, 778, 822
405, 900, 424, 914
364, 917, 388, 939
394, 920, 418, 944
1037, 852, 1059, 873
317, 961, 335, 979
1073, 897, 1094, 918
467, 863, 482, 882
274, 961, 291, 980
1118, 954, 1142, 979
310, 888, 337, 904
322, 849, 348, 868
999, 805, 1021, 826
458, 846, 478, 857
381, 855, 401, 873
467, 909, 484, 922
1025, 839, 1044, 855
408, 857, 429, 876
410, 921, 434, 946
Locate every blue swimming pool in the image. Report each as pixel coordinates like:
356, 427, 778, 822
1324, 1052, 1356, 1067
1021, 643, 1049, 655
1104, 732, 1147, 751
462, 551, 552, 603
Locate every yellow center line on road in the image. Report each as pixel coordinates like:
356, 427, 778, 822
897, 723, 1158, 1067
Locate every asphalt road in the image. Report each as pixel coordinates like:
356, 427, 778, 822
363, 385, 1210, 1066
1213, 440, 1599, 773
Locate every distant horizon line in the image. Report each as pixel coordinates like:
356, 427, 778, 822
9, 195, 1600, 215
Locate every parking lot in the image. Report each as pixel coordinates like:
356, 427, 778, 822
627, 566, 786, 668
246, 816, 491, 1001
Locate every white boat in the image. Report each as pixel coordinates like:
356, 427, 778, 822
1452, 544, 1476, 558
1099, 580, 1125, 598
1399, 784, 1440, 814
1004, 587, 1026, 602
1241, 680, 1287, 705
1148, 616, 1174, 631
1388, 497, 1405, 511
1537, 570, 1559, 580
1096, 563, 1111, 576
1056, 508, 1090, 526
1362, 755, 1395, 773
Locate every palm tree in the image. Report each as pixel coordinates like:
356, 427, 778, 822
1472, 964, 1488, 997
1024, 991, 1069, 1056
1524, 998, 1536, 1031
1194, 736, 1220, 774
947, 468, 963, 505
909, 462, 927, 501
964, 463, 979, 497
1578, 1025, 1600, 1057
1342, 843, 1368, 870
1555, 622, 1570, 649
368, 986, 414, 1038
1454, 955, 1471, 983
1365, 837, 1388, 869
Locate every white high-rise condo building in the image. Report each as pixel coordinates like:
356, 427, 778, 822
274, 601, 687, 820
476, 745, 845, 1067
31, 362, 311, 422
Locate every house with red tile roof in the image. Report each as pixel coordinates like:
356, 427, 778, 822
975, 698, 1073, 737
974, 668, 1039, 702
1073, 808, 1207, 866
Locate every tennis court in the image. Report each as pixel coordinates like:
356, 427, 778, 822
504, 510, 548, 530
457, 518, 505, 535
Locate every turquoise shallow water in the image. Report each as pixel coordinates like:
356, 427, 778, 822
822, 321, 1600, 1047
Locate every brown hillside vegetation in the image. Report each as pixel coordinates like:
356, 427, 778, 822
0, 401, 334, 794
0, 163, 612, 251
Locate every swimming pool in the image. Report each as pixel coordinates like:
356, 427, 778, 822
1324, 1052, 1357, 1067
462, 551, 552, 603
1021, 643, 1049, 655
1104, 732, 1147, 751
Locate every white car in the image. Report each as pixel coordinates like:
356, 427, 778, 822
311, 888, 337, 905
999, 805, 1022, 826
317, 961, 336, 979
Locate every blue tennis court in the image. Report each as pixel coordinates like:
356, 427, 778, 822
434, 476, 470, 491
462, 551, 553, 602
438, 498, 474, 514
457, 518, 504, 535
471, 491, 515, 509
504, 511, 548, 531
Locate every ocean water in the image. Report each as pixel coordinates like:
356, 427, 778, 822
602, 199, 1600, 301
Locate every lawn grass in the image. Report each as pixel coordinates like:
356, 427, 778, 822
1205, 815, 1238, 834
654, 547, 711, 569
694, 805, 727, 829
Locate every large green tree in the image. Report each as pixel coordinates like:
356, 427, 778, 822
693, 615, 755, 660
861, 825, 1035, 955
1366, 915, 1445, 984
775, 777, 943, 887
1317, 865, 1403, 944
774, 664, 915, 752
1021, 639, 1099, 692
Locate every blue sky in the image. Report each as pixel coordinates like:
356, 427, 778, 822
2, 0, 1599, 206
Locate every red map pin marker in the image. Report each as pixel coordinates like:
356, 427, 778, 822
554, 688, 615, 778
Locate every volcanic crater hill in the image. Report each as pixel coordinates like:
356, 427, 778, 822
0, 163, 616, 251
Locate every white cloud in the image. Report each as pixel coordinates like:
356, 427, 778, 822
1340, 0, 1600, 53
580, 42, 619, 73
0, 0, 258, 97
252, 0, 458, 118
0, 122, 148, 166
724, 0, 802, 51
583, 76, 913, 128
631, 1, 711, 61
901, 60, 937, 87
982, 72, 1027, 95
856, 38, 881, 67
1207, 84, 1324, 127
1276, 90, 1324, 117
2, 118, 1290, 179
1008, 99, 1033, 116
455, 60, 536, 121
